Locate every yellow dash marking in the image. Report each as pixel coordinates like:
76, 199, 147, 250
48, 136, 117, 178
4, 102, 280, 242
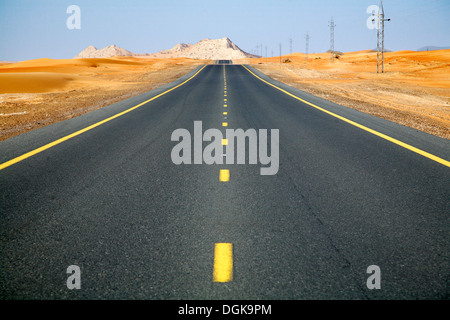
219, 169, 230, 182
213, 243, 233, 282
223, 112, 228, 115
222, 139, 228, 146
222, 122, 228, 127
224, 105, 227, 107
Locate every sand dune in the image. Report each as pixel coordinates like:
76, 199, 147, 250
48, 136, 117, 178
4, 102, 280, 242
0, 57, 191, 95
0, 57, 207, 141
0, 58, 150, 95
0, 73, 80, 93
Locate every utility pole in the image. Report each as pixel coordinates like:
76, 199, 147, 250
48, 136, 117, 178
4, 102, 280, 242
289, 38, 293, 62
305, 32, 310, 62
374, 0, 390, 73
279, 43, 282, 65
329, 17, 336, 62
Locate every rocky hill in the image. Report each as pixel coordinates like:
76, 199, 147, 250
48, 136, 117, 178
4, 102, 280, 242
74, 38, 258, 59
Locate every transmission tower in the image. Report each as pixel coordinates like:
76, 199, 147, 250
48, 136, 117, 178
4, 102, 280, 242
329, 17, 336, 62
279, 43, 282, 65
374, 0, 391, 73
289, 38, 293, 62
305, 32, 310, 62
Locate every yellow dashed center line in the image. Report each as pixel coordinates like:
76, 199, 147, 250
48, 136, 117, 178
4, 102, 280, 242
213, 243, 233, 282
219, 169, 229, 181
214, 66, 233, 284
213, 66, 233, 282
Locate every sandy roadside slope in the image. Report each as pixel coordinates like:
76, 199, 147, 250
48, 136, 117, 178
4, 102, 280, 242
0, 57, 208, 141
236, 50, 450, 140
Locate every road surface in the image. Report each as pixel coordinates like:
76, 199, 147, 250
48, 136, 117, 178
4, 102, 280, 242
0, 63, 449, 299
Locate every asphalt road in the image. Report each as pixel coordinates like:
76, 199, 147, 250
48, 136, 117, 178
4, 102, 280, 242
0, 63, 449, 300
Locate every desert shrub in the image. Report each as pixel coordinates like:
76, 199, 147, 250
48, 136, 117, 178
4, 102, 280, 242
326, 50, 344, 57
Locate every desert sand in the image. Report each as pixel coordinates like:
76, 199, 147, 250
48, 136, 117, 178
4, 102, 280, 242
1, 49, 448, 142
0, 57, 207, 141
236, 49, 450, 139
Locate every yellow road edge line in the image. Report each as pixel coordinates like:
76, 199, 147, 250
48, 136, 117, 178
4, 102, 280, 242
0, 65, 208, 171
213, 243, 233, 282
241, 65, 450, 168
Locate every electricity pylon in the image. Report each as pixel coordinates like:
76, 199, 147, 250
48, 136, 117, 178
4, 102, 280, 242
329, 17, 336, 62
374, 0, 391, 73
305, 32, 310, 62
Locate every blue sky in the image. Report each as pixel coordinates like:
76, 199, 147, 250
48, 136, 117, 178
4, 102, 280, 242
0, 0, 449, 61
